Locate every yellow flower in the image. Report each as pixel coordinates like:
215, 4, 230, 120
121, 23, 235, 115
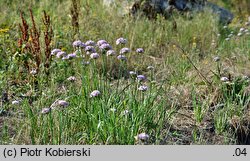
0, 28, 9, 34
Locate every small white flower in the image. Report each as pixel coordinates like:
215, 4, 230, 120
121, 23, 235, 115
135, 133, 149, 141
138, 85, 148, 91
30, 69, 37, 75
220, 77, 229, 82
122, 110, 130, 115
41, 107, 51, 114
223, 26, 228, 29
239, 28, 245, 32
237, 32, 243, 37
225, 38, 230, 41
58, 100, 69, 107
12, 100, 20, 105
110, 108, 117, 112
213, 56, 220, 62
90, 90, 101, 98
67, 76, 76, 81
147, 66, 154, 70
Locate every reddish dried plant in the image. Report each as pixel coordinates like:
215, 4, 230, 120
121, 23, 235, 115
18, 9, 53, 75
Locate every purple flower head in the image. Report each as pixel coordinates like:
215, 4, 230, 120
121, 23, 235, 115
30, 69, 37, 75
120, 47, 130, 54
90, 90, 101, 98
67, 76, 76, 81
220, 77, 229, 82
51, 49, 61, 55
58, 100, 69, 107
12, 100, 20, 105
136, 133, 149, 141
72, 40, 83, 47
56, 51, 67, 58
85, 40, 96, 46
90, 53, 100, 59
129, 71, 137, 75
41, 107, 51, 114
213, 56, 220, 62
85, 46, 96, 53
97, 40, 108, 46
67, 53, 77, 59
116, 37, 127, 45
117, 55, 127, 61
136, 48, 144, 53
62, 56, 69, 60
137, 75, 146, 81
147, 66, 154, 70
138, 85, 148, 91
100, 43, 112, 51
106, 50, 116, 56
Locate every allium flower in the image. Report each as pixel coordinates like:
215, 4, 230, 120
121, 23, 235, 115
122, 109, 130, 115
30, 69, 37, 75
90, 90, 101, 98
100, 43, 112, 50
97, 40, 108, 46
41, 107, 51, 114
67, 53, 77, 59
116, 37, 127, 45
223, 26, 227, 29
225, 38, 230, 41
67, 76, 76, 81
129, 71, 136, 75
51, 49, 61, 55
228, 34, 233, 37
106, 50, 116, 56
136, 133, 149, 141
90, 53, 100, 59
85, 40, 96, 46
136, 48, 144, 53
213, 56, 220, 62
147, 66, 154, 70
239, 28, 245, 32
12, 100, 20, 105
244, 29, 249, 33
119, 47, 130, 54
56, 51, 67, 58
58, 100, 69, 107
73, 40, 83, 47
138, 85, 148, 91
237, 32, 243, 37
85, 46, 96, 53
220, 77, 229, 82
137, 75, 146, 81
117, 55, 127, 61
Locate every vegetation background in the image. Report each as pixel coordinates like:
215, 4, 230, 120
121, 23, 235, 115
0, 0, 249, 145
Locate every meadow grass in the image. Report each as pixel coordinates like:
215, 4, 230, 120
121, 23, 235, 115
0, 0, 249, 145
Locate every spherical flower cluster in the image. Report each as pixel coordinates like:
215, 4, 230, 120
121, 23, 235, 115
12, 100, 20, 105
90, 90, 101, 98
138, 85, 148, 91
220, 77, 229, 82
67, 53, 77, 59
213, 56, 220, 62
41, 107, 51, 114
85, 40, 96, 46
85, 46, 96, 53
116, 37, 127, 45
100, 43, 112, 51
30, 69, 37, 75
136, 133, 149, 141
90, 53, 100, 59
67, 76, 76, 81
119, 47, 130, 54
73, 40, 85, 48
129, 71, 136, 75
51, 49, 61, 55
117, 55, 127, 61
97, 40, 108, 46
56, 51, 67, 58
136, 48, 144, 53
106, 50, 116, 56
137, 75, 146, 81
